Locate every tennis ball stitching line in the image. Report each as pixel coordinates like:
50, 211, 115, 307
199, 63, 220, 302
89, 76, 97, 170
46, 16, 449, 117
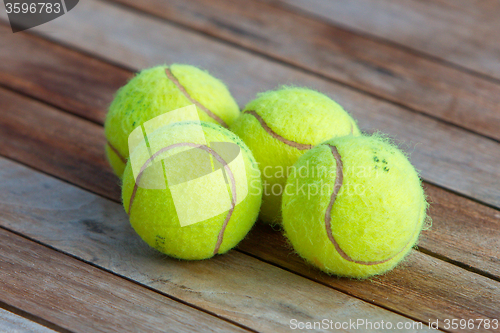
325, 144, 412, 266
245, 110, 312, 150
107, 141, 127, 164
127, 142, 237, 255
246, 110, 354, 150
165, 68, 229, 128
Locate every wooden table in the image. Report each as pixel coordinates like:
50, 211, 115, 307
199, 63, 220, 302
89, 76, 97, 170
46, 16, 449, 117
1, 0, 499, 332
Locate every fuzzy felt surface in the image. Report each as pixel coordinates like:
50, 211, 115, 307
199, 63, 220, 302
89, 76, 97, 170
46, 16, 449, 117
122, 122, 262, 260
282, 135, 428, 278
105, 64, 240, 177
231, 87, 360, 224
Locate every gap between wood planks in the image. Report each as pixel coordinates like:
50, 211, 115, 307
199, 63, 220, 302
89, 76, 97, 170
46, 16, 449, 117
0, 89, 499, 333
3, 0, 500, 145
0, 226, 254, 333
0, 9, 499, 279
0, 2, 500, 330
0, 49, 499, 281
0, 303, 68, 333
272, 0, 500, 84
0, 0, 496, 326
102, 0, 500, 143
417, 247, 500, 283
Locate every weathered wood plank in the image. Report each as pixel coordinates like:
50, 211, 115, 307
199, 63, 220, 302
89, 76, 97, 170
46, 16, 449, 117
108, 0, 500, 141
0, 308, 57, 333
0, 3, 498, 326
420, 184, 500, 277
239, 224, 500, 327
275, 0, 500, 80
0, 23, 130, 125
0, 158, 433, 333
0, 228, 249, 333
1, 91, 499, 331
0, 87, 119, 201
1, 0, 499, 209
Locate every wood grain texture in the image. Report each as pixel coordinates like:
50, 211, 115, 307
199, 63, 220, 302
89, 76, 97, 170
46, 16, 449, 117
1, 4, 499, 329
276, 0, 500, 80
0, 158, 432, 333
0, 87, 119, 201
0, 91, 499, 331
420, 184, 500, 277
0, 23, 131, 125
239, 224, 500, 328
0, 228, 248, 333
0, 308, 57, 333
108, 0, 500, 141
2, 83, 499, 281
1, 0, 499, 209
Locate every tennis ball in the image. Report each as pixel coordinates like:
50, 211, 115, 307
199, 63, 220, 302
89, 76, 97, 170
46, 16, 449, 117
122, 121, 262, 260
105, 64, 240, 177
230, 87, 360, 224
282, 134, 428, 278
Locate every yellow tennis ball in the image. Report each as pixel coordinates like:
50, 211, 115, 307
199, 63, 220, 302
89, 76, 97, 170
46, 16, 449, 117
105, 64, 240, 177
122, 121, 262, 260
230, 87, 360, 224
282, 135, 428, 278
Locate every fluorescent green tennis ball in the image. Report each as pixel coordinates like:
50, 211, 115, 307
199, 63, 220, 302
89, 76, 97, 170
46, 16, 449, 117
105, 64, 240, 177
230, 87, 360, 224
282, 135, 428, 278
122, 121, 262, 260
